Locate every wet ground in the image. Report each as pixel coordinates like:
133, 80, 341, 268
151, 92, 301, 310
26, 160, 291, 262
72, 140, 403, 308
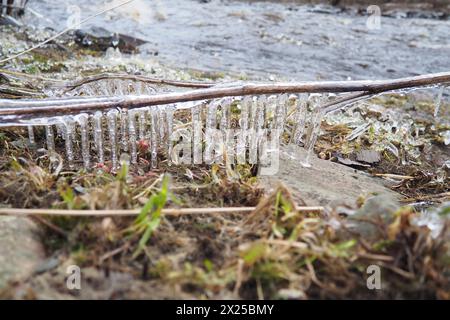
20, 0, 450, 81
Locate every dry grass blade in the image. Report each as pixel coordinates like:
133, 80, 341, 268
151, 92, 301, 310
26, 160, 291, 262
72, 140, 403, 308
0, 206, 324, 217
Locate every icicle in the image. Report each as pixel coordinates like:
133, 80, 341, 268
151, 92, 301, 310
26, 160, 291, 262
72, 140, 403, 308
93, 111, 104, 164
56, 124, 65, 139
237, 96, 250, 164
266, 95, 277, 129
204, 100, 218, 164
292, 93, 308, 145
219, 98, 232, 132
107, 110, 119, 171
275, 94, 288, 131
158, 108, 166, 142
150, 109, 158, 168
77, 113, 90, 169
256, 96, 266, 129
301, 106, 324, 168
248, 96, 266, 165
206, 100, 218, 130
45, 125, 55, 154
27, 126, 35, 144
434, 86, 444, 118
137, 109, 147, 141
220, 98, 233, 166
117, 80, 125, 96
192, 104, 203, 164
63, 116, 75, 169
128, 110, 138, 164
166, 105, 175, 165
120, 110, 129, 152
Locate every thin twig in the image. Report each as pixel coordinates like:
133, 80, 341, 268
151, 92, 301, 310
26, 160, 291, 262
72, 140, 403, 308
0, 206, 324, 217
61, 73, 215, 92
374, 173, 415, 180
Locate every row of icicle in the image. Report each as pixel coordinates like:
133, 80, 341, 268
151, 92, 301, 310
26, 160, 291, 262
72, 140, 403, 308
19, 81, 449, 171
26, 93, 328, 170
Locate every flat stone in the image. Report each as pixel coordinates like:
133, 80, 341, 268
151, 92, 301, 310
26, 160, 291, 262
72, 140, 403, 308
0, 217, 45, 289
260, 145, 400, 206
356, 149, 381, 164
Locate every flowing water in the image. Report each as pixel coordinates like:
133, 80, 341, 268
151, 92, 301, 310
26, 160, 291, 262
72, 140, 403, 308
21, 0, 450, 80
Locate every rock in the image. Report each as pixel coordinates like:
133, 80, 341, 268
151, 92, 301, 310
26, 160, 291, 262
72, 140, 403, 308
74, 27, 147, 54
348, 194, 400, 239
0, 217, 45, 289
260, 145, 400, 207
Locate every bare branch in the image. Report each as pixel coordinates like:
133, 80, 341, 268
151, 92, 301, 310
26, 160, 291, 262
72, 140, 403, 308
0, 71, 449, 119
